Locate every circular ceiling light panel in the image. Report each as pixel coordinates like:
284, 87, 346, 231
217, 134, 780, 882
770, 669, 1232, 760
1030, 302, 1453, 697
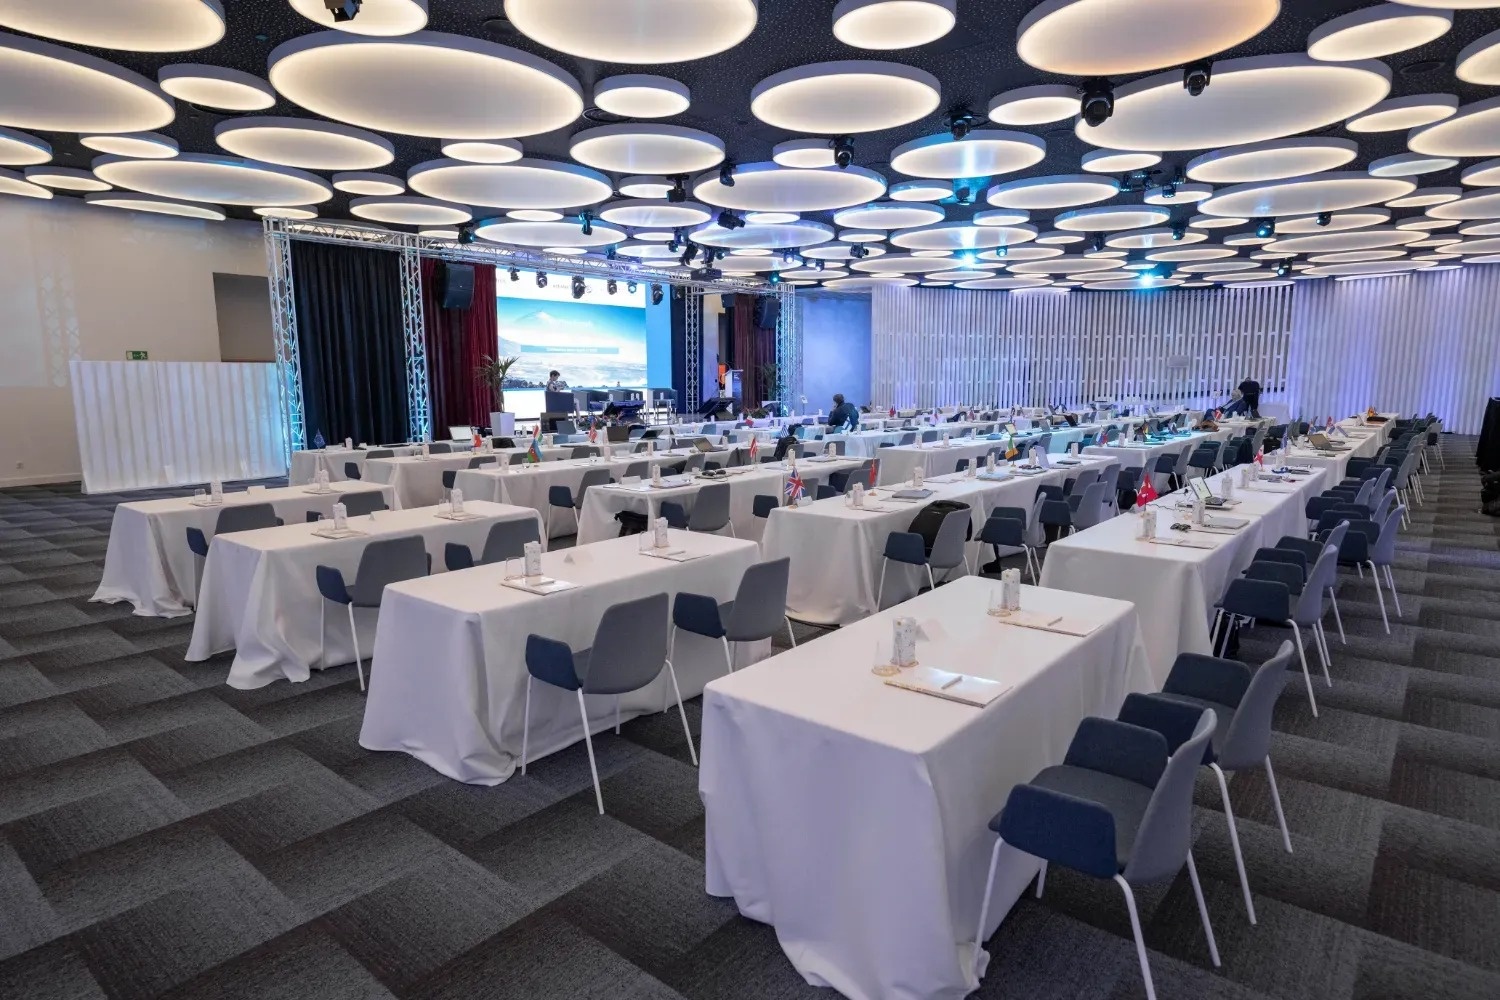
912, 268, 993, 283
0, 32, 176, 132
692, 161, 886, 212
1006, 254, 1123, 275
1200, 172, 1414, 218
987, 84, 1079, 126
1015, 0, 1278, 75
1462, 159, 1500, 187
255, 206, 318, 220
1345, 93, 1458, 133
772, 138, 835, 170
618, 175, 671, 199
832, 0, 956, 49
1463, 238, 1500, 253
888, 130, 1046, 180
1307, 5, 1451, 62
1303, 260, 1435, 278
849, 254, 950, 273
1189, 214, 1245, 229
420, 228, 460, 239
1224, 234, 1274, 246
83, 191, 224, 220
441, 139, 522, 164
80, 131, 177, 159
214, 116, 394, 171
1108, 228, 1207, 249
1267, 226, 1424, 254
0, 0, 225, 51
694, 220, 836, 250
569, 124, 724, 175
972, 208, 1032, 227
1036, 230, 1086, 244
1081, 150, 1161, 173
0, 126, 49, 166
1306, 250, 1409, 264
157, 64, 274, 111
824, 276, 918, 290
502, 0, 757, 63
268, 31, 583, 140
1427, 190, 1500, 220
1388, 186, 1462, 207
598, 199, 712, 229
890, 221, 1037, 250
979, 245, 1063, 262
332, 171, 404, 196
593, 75, 690, 118
0, 167, 51, 199
1276, 208, 1391, 232
751, 61, 940, 134
1458, 27, 1500, 86
1461, 220, 1500, 236
1084, 276, 1185, 290
1078, 54, 1390, 152
1178, 259, 1259, 273
746, 211, 799, 225
1409, 95, 1500, 158
1053, 205, 1171, 231
1143, 182, 1213, 206
1369, 152, 1458, 177
616, 241, 680, 259
473, 217, 624, 248
408, 158, 611, 209
956, 277, 1054, 290
91, 152, 334, 206
889, 179, 953, 202
985, 174, 1118, 210
541, 246, 586, 256
23, 166, 109, 192
838, 229, 886, 242
833, 201, 944, 229
1186, 138, 1358, 185
1146, 244, 1236, 261
1210, 270, 1283, 281
349, 196, 471, 226
288, 0, 428, 35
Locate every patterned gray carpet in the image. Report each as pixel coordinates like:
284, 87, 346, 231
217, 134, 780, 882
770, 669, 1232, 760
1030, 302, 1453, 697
1, 437, 1497, 1000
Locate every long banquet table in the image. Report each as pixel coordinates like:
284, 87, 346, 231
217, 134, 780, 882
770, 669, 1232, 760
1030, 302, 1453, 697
1082, 429, 1229, 469
701, 576, 1152, 1000
289, 445, 419, 485
360, 531, 767, 784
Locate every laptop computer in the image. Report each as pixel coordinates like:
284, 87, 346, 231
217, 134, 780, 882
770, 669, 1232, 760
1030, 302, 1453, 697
1189, 478, 1240, 508
447, 425, 475, 441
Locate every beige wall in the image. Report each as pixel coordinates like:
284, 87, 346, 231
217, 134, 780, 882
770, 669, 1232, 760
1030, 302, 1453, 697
0, 196, 266, 487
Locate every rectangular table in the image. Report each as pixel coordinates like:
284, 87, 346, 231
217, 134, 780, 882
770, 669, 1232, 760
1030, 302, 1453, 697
91, 481, 397, 618
876, 440, 1009, 485
186, 500, 544, 689
289, 445, 420, 485
1282, 428, 1383, 491
701, 577, 1152, 1000
360, 531, 766, 784
1082, 430, 1227, 469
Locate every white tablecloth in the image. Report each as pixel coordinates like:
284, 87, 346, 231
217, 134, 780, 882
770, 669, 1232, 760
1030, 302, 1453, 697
1038, 468, 1326, 682
91, 481, 397, 618
701, 577, 1152, 1000
360, 532, 766, 784
186, 500, 544, 689
876, 440, 1008, 485
1082, 429, 1228, 469
289, 446, 421, 485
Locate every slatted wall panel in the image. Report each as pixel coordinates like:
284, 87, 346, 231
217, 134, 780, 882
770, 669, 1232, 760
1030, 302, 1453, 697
871, 285, 1293, 411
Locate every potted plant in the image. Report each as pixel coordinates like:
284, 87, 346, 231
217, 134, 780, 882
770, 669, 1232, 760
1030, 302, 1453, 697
475, 354, 521, 437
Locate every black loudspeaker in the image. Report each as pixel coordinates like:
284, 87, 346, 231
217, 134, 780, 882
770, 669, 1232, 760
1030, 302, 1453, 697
754, 295, 781, 329
438, 262, 475, 309
720, 293, 737, 310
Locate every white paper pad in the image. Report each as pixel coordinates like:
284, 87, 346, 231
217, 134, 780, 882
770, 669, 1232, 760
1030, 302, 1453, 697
433, 511, 481, 521
884, 666, 1010, 708
639, 547, 702, 562
989, 608, 1099, 637
501, 576, 579, 596
311, 527, 366, 539
1146, 536, 1220, 550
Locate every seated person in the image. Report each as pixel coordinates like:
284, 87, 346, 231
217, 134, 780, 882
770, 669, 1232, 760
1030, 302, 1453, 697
826, 393, 859, 433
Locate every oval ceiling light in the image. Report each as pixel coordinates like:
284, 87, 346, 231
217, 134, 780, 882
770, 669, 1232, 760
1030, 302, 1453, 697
1276, 208, 1390, 232
332, 171, 405, 196
987, 84, 1079, 126
1016, 0, 1279, 76
618, 175, 672, 198
824, 276, 917, 290
1146, 244, 1236, 261
473, 217, 625, 248
407, 157, 611, 209
1345, 93, 1458, 132
1462, 160, 1500, 187
888, 130, 1046, 180
1008, 254, 1123, 275
985, 174, 1118, 210
593, 75, 690, 118
833, 201, 944, 229
91, 152, 334, 206
1306, 250, 1410, 264
832, 0, 955, 49
1144, 182, 1213, 206
1108, 227, 1207, 249
1035, 229, 1086, 244
837, 230, 887, 243
972, 209, 1032, 228
1178, 259, 1258, 272
809, 243, 887, 261
597, 198, 713, 229
569, 124, 724, 175
1304, 260, 1435, 278
288, 0, 428, 36
349, 196, 471, 226
889, 179, 953, 202
214, 116, 395, 171
0, 0, 224, 51
1410, 94, 1500, 158
507, 209, 563, 222
1368, 152, 1458, 177
846, 254, 948, 272
979, 245, 1063, 261
503, 0, 757, 62
1457, 27, 1500, 85
694, 219, 835, 250
1386, 185, 1462, 207
0, 32, 176, 133
1079, 54, 1390, 152
890, 221, 1038, 251
255, 206, 318, 220
0, 126, 49, 166
1267, 226, 1424, 254
269, 31, 583, 140
1199, 172, 1415, 218
751, 61, 940, 134
0, 166, 51, 199
1460, 220, 1500, 236
157, 64, 275, 111
1189, 214, 1245, 229
1186, 137, 1358, 184
83, 191, 224, 220
23, 166, 109, 192
80, 131, 178, 159
1427, 190, 1500, 220
747, 211, 799, 224
957, 277, 1055, 290
1081, 149, 1161, 173
1053, 205, 1171, 231
691, 161, 886, 213
441, 138, 522, 164
617, 241, 679, 259
420, 228, 460, 239
772, 138, 835, 169
1307, 4, 1451, 62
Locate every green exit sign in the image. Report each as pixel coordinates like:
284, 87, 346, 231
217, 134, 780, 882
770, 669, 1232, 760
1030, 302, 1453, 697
126, 350, 149, 361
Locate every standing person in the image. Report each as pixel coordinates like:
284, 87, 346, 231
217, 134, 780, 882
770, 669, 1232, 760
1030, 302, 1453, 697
545, 370, 569, 392
827, 393, 859, 432
1237, 376, 1262, 418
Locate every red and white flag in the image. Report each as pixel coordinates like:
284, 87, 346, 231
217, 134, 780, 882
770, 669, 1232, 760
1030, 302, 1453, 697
868, 460, 879, 487
1254, 448, 1264, 467
748, 435, 759, 462
587, 424, 598, 444
1136, 475, 1158, 507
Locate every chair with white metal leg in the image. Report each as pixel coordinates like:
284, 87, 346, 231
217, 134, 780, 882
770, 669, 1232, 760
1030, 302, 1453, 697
670, 557, 795, 679
315, 535, 430, 692
545, 468, 612, 537
1369, 504, 1406, 626
1214, 575, 1325, 717
876, 507, 970, 610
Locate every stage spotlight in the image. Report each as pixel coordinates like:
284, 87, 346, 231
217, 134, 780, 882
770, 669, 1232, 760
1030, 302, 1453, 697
1079, 79, 1115, 128
651, 283, 664, 305
815, 259, 825, 271
680, 243, 699, 266
607, 279, 618, 295
1316, 212, 1332, 228
768, 272, 781, 285
667, 175, 687, 203
1159, 181, 1176, 200
536, 271, 547, 288
457, 226, 477, 245
508, 266, 519, 281
958, 252, 978, 267
1274, 258, 1293, 277
667, 230, 682, 252
578, 212, 593, 236
719, 163, 736, 188
1183, 61, 1212, 97
1254, 218, 1274, 239
1171, 223, 1187, 241
1088, 233, 1105, 254
832, 135, 855, 169
571, 276, 586, 300
993, 246, 1008, 258
323, 0, 361, 22
948, 110, 975, 142
604, 246, 617, 260
717, 211, 745, 230
627, 280, 638, 293
953, 184, 973, 205
850, 244, 869, 259
781, 249, 795, 263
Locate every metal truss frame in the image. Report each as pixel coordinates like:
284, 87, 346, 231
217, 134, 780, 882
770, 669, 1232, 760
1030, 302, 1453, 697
264, 225, 305, 458
397, 246, 431, 443
774, 283, 801, 411
684, 289, 703, 415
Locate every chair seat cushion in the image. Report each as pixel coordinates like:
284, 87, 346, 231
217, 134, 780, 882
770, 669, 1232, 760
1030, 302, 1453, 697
1026, 764, 1152, 871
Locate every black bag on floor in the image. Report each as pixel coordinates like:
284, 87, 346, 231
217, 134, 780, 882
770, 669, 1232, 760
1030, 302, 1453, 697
615, 510, 649, 536
1482, 471, 1500, 517
907, 500, 972, 555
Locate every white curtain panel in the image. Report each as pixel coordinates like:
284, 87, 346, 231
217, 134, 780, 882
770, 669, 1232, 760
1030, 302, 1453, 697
70, 360, 286, 493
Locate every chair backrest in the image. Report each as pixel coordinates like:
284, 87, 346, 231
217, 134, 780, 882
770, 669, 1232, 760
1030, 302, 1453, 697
1123, 706, 1216, 884
216, 503, 279, 534
929, 507, 971, 570
1038, 498, 1072, 528
1374, 504, 1405, 564
980, 511, 1025, 547
1173, 444, 1194, 476
1099, 463, 1121, 496
1067, 467, 1101, 495
921, 429, 938, 443
366, 448, 395, 459
898, 431, 917, 446
725, 558, 792, 641
341, 490, 389, 517
581, 592, 670, 695
468, 456, 497, 469
349, 535, 429, 605
480, 518, 542, 564
690, 482, 732, 531
1070, 482, 1111, 530
1245, 560, 1303, 596
558, 419, 578, 435
428, 442, 453, 454
1221, 642, 1295, 771
623, 461, 649, 480
344, 462, 363, 480
508, 452, 528, 465
570, 445, 596, 459
1223, 577, 1291, 621
576, 468, 614, 506
684, 452, 706, 472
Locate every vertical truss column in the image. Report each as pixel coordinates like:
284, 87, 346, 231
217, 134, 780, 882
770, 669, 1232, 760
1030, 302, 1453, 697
775, 284, 801, 412
399, 246, 432, 442
684, 289, 702, 415
264, 222, 305, 460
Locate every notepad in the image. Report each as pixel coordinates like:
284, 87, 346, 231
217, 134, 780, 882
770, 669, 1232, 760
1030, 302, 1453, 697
990, 608, 1099, 637
502, 576, 579, 595
638, 547, 702, 562
1146, 536, 1219, 550
884, 667, 1009, 708
892, 488, 935, 500
433, 510, 481, 521
311, 526, 365, 539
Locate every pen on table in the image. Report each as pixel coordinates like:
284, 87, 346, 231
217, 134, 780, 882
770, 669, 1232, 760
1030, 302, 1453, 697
939, 675, 962, 691
1045, 615, 1063, 627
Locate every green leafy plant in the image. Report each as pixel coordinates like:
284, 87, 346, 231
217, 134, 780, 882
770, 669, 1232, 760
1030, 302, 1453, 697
474, 354, 521, 412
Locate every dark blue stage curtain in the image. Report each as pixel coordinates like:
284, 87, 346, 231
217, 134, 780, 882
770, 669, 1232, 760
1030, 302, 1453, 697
291, 241, 410, 446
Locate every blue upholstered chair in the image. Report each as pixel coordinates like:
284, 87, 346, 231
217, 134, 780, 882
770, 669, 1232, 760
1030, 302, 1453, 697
340, 491, 389, 518
316, 535, 429, 691
546, 468, 612, 537
876, 507, 970, 609
671, 558, 795, 678
977, 507, 1038, 582
444, 518, 542, 571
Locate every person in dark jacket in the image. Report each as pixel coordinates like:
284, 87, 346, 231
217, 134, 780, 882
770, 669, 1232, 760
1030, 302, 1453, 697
1236, 378, 1262, 417
827, 394, 859, 432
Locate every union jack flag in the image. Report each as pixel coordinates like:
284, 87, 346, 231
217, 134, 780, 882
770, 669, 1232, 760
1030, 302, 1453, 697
784, 471, 804, 502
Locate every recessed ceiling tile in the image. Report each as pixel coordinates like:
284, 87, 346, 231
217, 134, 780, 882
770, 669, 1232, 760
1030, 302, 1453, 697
1409, 94, 1500, 158
349, 196, 471, 226
157, 64, 275, 111
1081, 150, 1161, 173
91, 152, 334, 206
1267, 226, 1423, 254
1200, 172, 1414, 218
408, 157, 611, 209
1016, 0, 1278, 75
0, 31, 175, 132
1458, 27, 1500, 85
80, 131, 177, 159
214, 116, 394, 170
692, 161, 886, 212
1307, 4, 1451, 62
1143, 182, 1213, 206
1368, 152, 1458, 177
987, 84, 1078, 126
570, 124, 724, 174
593, 75, 690, 118
832, 0, 956, 49
1078, 54, 1390, 152
23, 166, 108, 191
751, 61, 940, 134
889, 221, 1037, 250
0, 166, 51, 200
1276, 208, 1391, 232
0, 0, 224, 51
0, 126, 49, 166
441, 139, 522, 164
834, 201, 944, 229
1427, 189, 1500, 220
1345, 93, 1458, 132
1187, 138, 1358, 184
269, 31, 583, 140
473, 217, 625, 248
84, 191, 223, 220
985, 174, 1118, 210
289, 0, 428, 36
598, 199, 713, 229
1108, 227, 1207, 249
889, 130, 1045, 180
1053, 205, 1171, 231
1461, 159, 1500, 187
255, 206, 318, 220
503, 0, 758, 62
332, 171, 405, 196
1387, 186, 1462, 207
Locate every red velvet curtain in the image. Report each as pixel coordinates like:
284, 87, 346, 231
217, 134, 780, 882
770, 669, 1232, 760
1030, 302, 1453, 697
421, 259, 498, 429
732, 294, 777, 406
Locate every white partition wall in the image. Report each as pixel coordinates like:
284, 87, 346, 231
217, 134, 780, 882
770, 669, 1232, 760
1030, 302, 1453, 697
70, 361, 286, 493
